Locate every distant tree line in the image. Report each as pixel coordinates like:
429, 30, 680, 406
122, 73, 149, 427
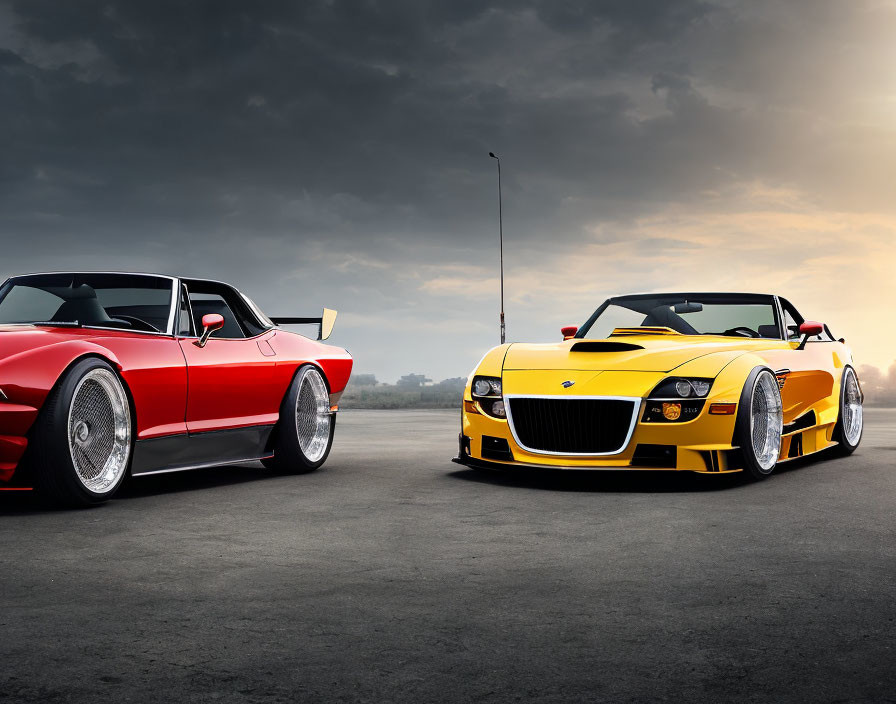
343, 365, 896, 410
339, 374, 467, 409
857, 364, 896, 407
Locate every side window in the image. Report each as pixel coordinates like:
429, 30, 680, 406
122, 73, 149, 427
228, 293, 267, 337
783, 307, 800, 341
189, 292, 246, 339
782, 300, 833, 342
178, 285, 194, 336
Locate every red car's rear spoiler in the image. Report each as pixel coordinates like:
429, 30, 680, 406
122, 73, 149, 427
270, 308, 337, 341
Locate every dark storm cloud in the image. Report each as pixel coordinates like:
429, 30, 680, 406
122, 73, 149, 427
2, 0, 895, 380
0, 0, 726, 245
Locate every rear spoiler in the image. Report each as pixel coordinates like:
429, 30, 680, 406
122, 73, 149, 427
270, 308, 338, 341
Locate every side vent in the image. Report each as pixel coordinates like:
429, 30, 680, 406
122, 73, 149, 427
570, 341, 644, 353
632, 444, 677, 468
481, 436, 513, 462
782, 410, 816, 435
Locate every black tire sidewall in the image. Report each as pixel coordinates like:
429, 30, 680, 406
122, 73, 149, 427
32, 357, 133, 506
735, 367, 781, 480
269, 364, 334, 473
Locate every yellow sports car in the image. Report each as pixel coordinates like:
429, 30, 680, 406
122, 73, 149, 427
454, 293, 863, 479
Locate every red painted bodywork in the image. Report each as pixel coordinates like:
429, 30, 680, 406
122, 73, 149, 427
0, 324, 352, 482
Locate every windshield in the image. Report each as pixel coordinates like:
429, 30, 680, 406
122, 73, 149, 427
0, 273, 174, 333
578, 295, 781, 339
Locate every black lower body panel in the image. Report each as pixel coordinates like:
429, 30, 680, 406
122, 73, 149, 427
130, 425, 274, 475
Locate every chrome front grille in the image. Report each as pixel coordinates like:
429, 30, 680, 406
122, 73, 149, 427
506, 396, 639, 455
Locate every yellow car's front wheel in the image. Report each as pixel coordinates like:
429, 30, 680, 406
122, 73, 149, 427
736, 368, 784, 480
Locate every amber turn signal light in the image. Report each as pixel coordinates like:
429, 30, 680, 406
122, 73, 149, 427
709, 403, 737, 415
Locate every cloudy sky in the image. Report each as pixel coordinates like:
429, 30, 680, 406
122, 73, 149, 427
2, 0, 896, 383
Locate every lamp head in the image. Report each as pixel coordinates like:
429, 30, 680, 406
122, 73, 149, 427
489, 152, 497, 158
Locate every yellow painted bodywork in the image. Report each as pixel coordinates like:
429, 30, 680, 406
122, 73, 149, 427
461, 333, 853, 473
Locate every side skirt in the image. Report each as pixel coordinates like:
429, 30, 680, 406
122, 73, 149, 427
777, 423, 837, 463
130, 425, 275, 476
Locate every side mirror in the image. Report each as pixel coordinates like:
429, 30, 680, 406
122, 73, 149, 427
561, 326, 578, 340
196, 313, 225, 347
796, 320, 823, 350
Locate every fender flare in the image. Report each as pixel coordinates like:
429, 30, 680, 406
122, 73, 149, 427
36, 352, 137, 439
265, 362, 331, 453
732, 365, 776, 446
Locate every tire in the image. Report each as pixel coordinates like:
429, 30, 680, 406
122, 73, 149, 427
734, 368, 784, 480
30, 358, 133, 507
263, 365, 335, 474
832, 366, 863, 455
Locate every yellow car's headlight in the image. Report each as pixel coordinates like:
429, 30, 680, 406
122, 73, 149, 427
649, 377, 714, 399
642, 377, 714, 423
471, 375, 505, 418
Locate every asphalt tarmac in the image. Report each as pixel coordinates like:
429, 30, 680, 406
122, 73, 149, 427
1, 409, 894, 703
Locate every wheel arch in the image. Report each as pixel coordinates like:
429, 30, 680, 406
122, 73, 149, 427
840, 363, 863, 402
34, 352, 138, 443
731, 364, 778, 447
2, 342, 130, 435
283, 360, 332, 399
265, 361, 332, 453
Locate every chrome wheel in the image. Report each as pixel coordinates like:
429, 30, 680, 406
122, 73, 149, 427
842, 367, 863, 446
750, 370, 783, 472
295, 367, 331, 463
67, 368, 131, 494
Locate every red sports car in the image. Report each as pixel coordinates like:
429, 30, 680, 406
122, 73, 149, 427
0, 272, 352, 506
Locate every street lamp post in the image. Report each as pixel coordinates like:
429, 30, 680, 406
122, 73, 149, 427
488, 151, 505, 344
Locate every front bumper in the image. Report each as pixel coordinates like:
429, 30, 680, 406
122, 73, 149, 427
458, 398, 743, 473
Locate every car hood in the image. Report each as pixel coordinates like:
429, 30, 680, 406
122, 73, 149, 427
502, 335, 774, 374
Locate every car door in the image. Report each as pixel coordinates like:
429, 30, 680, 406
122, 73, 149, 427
763, 299, 837, 422
177, 281, 281, 435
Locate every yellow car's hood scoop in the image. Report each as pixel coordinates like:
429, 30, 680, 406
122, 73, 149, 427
569, 341, 644, 353
504, 336, 753, 373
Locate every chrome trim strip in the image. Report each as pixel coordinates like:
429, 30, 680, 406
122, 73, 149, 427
176, 281, 194, 338
165, 279, 177, 335
503, 394, 642, 457
177, 330, 273, 342
773, 295, 786, 340
239, 291, 275, 329
11, 271, 178, 281
82, 326, 173, 337
2, 323, 173, 337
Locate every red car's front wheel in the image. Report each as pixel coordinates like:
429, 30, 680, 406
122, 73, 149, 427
30, 357, 133, 506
